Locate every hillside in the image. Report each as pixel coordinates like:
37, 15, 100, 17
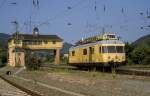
132, 34, 150, 47
0, 33, 10, 48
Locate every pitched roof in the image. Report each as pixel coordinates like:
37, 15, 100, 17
11, 34, 63, 41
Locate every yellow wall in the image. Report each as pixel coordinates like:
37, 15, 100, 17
8, 40, 22, 48
22, 41, 62, 49
8, 40, 63, 49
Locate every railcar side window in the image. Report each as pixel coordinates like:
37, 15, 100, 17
83, 49, 87, 55
72, 51, 75, 56
99, 47, 101, 53
102, 46, 108, 53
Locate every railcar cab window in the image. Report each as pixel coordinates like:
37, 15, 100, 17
72, 51, 75, 56
108, 46, 116, 53
116, 46, 124, 53
83, 49, 87, 55
102, 46, 124, 53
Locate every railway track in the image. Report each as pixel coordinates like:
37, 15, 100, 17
116, 67, 150, 77
0, 75, 42, 96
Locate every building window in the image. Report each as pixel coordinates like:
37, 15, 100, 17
14, 40, 21, 44
37, 40, 42, 45
33, 40, 37, 45
83, 49, 87, 55
23, 40, 42, 45
44, 40, 48, 44
72, 51, 75, 56
52, 41, 56, 44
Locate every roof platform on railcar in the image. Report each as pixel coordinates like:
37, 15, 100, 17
75, 33, 119, 46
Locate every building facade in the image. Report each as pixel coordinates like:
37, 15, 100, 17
8, 28, 63, 67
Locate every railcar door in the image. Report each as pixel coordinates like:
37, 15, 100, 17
89, 47, 94, 63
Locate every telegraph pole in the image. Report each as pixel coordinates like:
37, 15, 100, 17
11, 20, 20, 66
11, 21, 19, 39
29, 16, 32, 33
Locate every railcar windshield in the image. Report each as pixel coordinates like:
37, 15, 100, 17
102, 46, 124, 53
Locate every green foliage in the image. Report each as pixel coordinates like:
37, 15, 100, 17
61, 57, 68, 64
25, 50, 42, 70
131, 43, 150, 64
0, 42, 2, 49
0, 42, 7, 66
125, 42, 150, 65
125, 42, 134, 59
112, 68, 117, 79
1, 54, 7, 63
46, 56, 55, 63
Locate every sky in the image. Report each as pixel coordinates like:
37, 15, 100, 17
0, 0, 150, 43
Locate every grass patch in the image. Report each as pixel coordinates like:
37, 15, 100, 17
42, 67, 109, 79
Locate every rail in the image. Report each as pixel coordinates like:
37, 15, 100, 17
0, 75, 42, 96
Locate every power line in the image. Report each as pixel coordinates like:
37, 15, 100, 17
37, 0, 87, 27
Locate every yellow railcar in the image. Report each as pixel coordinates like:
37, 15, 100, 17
68, 33, 126, 67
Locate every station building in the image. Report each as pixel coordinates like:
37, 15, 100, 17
8, 27, 63, 67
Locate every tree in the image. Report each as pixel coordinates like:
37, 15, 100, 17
131, 43, 150, 64
25, 50, 42, 70
125, 42, 134, 64
0, 42, 7, 67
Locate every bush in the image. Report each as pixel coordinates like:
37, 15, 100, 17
25, 50, 42, 70
131, 44, 150, 64
47, 56, 55, 63
61, 57, 68, 64
142, 56, 150, 65
0, 42, 7, 66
